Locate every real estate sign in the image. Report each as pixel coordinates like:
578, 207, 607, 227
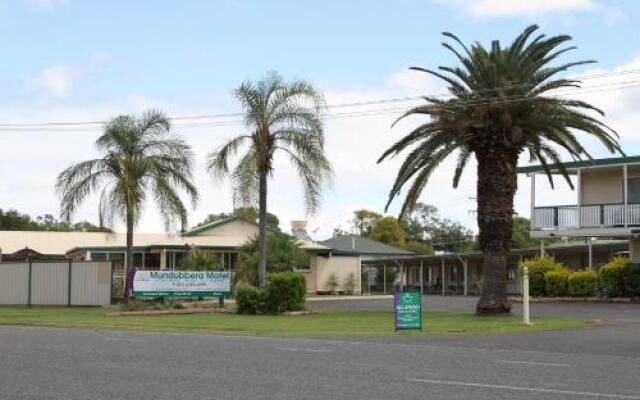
394, 291, 422, 331
133, 270, 231, 298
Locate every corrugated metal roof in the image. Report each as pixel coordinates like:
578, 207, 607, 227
517, 155, 640, 174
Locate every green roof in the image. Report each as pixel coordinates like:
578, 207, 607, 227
183, 216, 256, 236
318, 235, 415, 256
516, 155, 640, 174
362, 240, 628, 263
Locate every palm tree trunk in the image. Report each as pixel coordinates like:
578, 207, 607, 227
475, 149, 518, 315
257, 170, 268, 286
124, 208, 134, 298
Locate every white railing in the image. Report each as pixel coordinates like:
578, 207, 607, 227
533, 203, 640, 230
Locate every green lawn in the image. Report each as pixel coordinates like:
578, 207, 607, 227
0, 306, 588, 336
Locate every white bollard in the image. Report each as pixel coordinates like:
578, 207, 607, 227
523, 267, 531, 325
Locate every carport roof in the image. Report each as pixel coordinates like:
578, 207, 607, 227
361, 240, 628, 264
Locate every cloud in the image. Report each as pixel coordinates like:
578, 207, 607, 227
3, 54, 640, 240
32, 64, 79, 97
447, 0, 597, 18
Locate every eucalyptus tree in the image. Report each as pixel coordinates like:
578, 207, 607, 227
208, 72, 331, 286
56, 110, 198, 287
379, 25, 621, 314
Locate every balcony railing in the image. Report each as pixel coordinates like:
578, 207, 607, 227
533, 203, 640, 230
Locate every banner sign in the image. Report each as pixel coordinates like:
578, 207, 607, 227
394, 291, 422, 331
133, 270, 231, 298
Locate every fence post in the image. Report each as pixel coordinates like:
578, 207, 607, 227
68, 260, 73, 307
27, 260, 32, 308
523, 267, 531, 325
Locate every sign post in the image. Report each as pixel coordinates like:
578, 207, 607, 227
394, 290, 422, 331
523, 267, 531, 325
133, 270, 231, 298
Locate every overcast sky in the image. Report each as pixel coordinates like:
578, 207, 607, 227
1, 0, 639, 238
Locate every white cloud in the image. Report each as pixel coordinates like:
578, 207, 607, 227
447, 0, 596, 18
3, 55, 640, 240
32, 64, 79, 97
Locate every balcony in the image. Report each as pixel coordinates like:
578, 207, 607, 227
533, 203, 640, 230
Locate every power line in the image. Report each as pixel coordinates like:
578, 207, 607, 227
0, 67, 639, 129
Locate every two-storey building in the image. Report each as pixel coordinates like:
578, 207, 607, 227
519, 155, 640, 262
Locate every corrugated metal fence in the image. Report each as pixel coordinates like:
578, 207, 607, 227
0, 261, 112, 306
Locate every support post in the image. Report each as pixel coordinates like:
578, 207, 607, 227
383, 264, 387, 294
441, 259, 445, 295
577, 168, 582, 228
624, 164, 629, 227
463, 258, 468, 296
419, 260, 424, 295
530, 173, 536, 230
588, 237, 593, 269
523, 267, 531, 325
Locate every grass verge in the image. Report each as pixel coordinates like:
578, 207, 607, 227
0, 306, 588, 336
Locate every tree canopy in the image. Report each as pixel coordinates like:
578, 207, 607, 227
0, 209, 111, 232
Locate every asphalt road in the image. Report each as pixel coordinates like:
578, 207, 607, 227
2, 298, 640, 400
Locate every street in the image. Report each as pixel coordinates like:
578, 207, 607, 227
1, 298, 640, 399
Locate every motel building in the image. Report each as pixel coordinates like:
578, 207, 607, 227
0, 217, 416, 296
365, 155, 639, 296
1, 155, 635, 298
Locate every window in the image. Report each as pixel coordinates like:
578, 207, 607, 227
629, 177, 640, 203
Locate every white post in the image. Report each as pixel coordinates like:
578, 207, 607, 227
624, 164, 629, 227
441, 259, 445, 295
577, 168, 582, 228
419, 260, 424, 295
588, 237, 593, 269
523, 267, 531, 325
530, 173, 536, 230
463, 258, 468, 296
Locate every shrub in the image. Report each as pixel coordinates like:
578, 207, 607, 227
121, 299, 146, 312
235, 283, 266, 314
568, 270, 598, 297
326, 273, 339, 294
343, 272, 357, 295
544, 269, 570, 297
264, 272, 307, 313
518, 256, 565, 296
623, 263, 640, 298
598, 256, 630, 298
177, 249, 222, 271
235, 231, 309, 285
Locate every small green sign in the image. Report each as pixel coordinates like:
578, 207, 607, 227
394, 291, 422, 331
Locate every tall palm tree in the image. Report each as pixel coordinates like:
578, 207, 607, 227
56, 109, 198, 292
379, 25, 621, 315
208, 72, 331, 286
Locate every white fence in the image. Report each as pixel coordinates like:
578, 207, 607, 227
0, 261, 112, 306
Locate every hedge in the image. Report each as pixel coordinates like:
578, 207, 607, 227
235, 283, 266, 314
598, 256, 629, 298
518, 256, 565, 296
236, 272, 307, 314
544, 269, 570, 297
264, 272, 306, 313
568, 270, 598, 297
624, 263, 640, 298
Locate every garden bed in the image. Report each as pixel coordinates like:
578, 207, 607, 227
106, 306, 317, 317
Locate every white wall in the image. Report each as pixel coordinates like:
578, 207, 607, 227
581, 168, 623, 204
195, 220, 259, 237
313, 255, 361, 294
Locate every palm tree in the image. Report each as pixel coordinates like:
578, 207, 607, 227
379, 25, 622, 315
56, 109, 198, 293
208, 72, 331, 286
